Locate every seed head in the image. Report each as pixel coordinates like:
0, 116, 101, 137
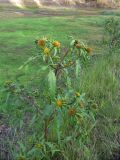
52, 41, 61, 48
68, 108, 76, 116
76, 43, 81, 49
56, 99, 63, 107
86, 47, 93, 54
91, 103, 98, 109
38, 39, 46, 47
75, 92, 80, 97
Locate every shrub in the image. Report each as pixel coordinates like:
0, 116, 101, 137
103, 17, 120, 54
0, 37, 99, 160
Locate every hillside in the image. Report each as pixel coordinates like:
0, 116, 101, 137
0, 0, 120, 8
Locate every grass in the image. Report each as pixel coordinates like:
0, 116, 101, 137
0, 6, 120, 160
0, 8, 115, 84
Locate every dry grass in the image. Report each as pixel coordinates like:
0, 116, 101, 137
5, 0, 120, 8
97, 0, 119, 8
51, 0, 120, 7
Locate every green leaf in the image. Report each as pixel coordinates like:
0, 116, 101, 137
24, 65, 29, 72
76, 60, 81, 79
29, 115, 36, 127
56, 110, 62, 144
40, 65, 48, 71
17, 141, 26, 152
37, 65, 48, 74
27, 148, 36, 156
54, 48, 57, 56
70, 40, 75, 46
46, 142, 60, 156
48, 70, 56, 98
64, 68, 71, 88
43, 105, 54, 117
20, 119, 24, 129
18, 56, 38, 70
5, 92, 10, 104
64, 136, 72, 142
67, 76, 71, 89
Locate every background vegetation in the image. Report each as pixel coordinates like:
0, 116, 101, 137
0, 3, 120, 160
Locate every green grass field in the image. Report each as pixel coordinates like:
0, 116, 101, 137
0, 6, 120, 160
0, 8, 118, 84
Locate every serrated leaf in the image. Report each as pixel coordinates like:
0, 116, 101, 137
48, 70, 56, 98
70, 40, 75, 46
76, 60, 81, 78
18, 56, 37, 70
54, 48, 58, 56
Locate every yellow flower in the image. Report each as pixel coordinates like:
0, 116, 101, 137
56, 99, 63, 107
68, 108, 76, 116
91, 103, 98, 109
38, 39, 46, 47
52, 41, 61, 48
75, 92, 80, 97
44, 48, 50, 56
86, 47, 93, 54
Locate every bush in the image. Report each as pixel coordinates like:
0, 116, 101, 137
103, 17, 120, 54
0, 37, 98, 160
0, 37, 119, 160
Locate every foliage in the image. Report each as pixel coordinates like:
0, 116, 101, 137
103, 17, 120, 54
0, 37, 100, 160
0, 10, 120, 160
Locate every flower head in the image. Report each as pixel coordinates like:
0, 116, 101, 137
44, 47, 50, 56
52, 41, 61, 48
91, 103, 98, 109
68, 108, 76, 116
76, 43, 81, 49
75, 92, 80, 97
86, 47, 93, 54
38, 39, 46, 47
56, 99, 63, 108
